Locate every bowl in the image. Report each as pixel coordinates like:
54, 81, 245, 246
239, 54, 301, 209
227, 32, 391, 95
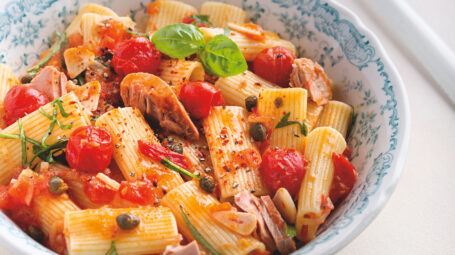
0, 0, 411, 254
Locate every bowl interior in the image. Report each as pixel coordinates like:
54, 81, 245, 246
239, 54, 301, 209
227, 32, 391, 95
0, 0, 410, 254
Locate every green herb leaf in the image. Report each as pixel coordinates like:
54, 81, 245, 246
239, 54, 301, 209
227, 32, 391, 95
223, 28, 231, 36
161, 158, 200, 179
187, 14, 215, 27
180, 206, 223, 255
286, 223, 296, 238
275, 112, 308, 136
127, 30, 150, 39
152, 24, 206, 59
105, 241, 117, 255
27, 32, 68, 76
18, 119, 27, 167
199, 34, 247, 77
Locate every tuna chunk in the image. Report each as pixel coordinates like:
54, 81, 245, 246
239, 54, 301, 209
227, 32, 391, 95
120, 73, 199, 140
29, 66, 67, 100
289, 58, 332, 105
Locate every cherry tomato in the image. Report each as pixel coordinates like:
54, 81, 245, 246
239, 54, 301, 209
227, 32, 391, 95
83, 176, 116, 204
3, 86, 49, 126
112, 36, 161, 76
330, 152, 358, 206
259, 147, 307, 197
179, 81, 225, 119
118, 178, 157, 205
343, 145, 352, 159
253, 46, 295, 87
66, 126, 114, 172
138, 140, 189, 169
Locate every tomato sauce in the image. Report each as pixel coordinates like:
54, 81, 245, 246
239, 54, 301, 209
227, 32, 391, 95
330, 152, 358, 206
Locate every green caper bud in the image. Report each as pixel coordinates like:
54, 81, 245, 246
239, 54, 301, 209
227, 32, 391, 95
27, 226, 44, 244
245, 95, 258, 112
49, 176, 68, 195
199, 175, 215, 193
116, 213, 140, 230
169, 143, 183, 154
21, 74, 34, 84
249, 122, 267, 141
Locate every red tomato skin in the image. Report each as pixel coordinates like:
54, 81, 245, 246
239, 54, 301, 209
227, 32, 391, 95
83, 176, 116, 204
253, 46, 296, 87
330, 152, 358, 206
118, 178, 157, 205
3, 86, 49, 126
138, 140, 189, 169
112, 36, 161, 76
179, 81, 225, 119
259, 148, 307, 197
66, 126, 114, 172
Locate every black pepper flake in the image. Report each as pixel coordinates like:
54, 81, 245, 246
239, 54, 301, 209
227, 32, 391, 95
294, 133, 300, 138
199, 158, 205, 162
226, 168, 231, 172
276, 53, 284, 58
220, 134, 228, 139
153, 182, 158, 187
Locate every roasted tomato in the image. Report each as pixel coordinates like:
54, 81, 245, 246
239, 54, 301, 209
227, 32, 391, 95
253, 46, 295, 87
83, 175, 116, 204
66, 126, 114, 172
330, 152, 358, 206
259, 147, 307, 197
179, 81, 225, 119
112, 36, 162, 76
118, 178, 157, 205
3, 85, 49, 126
97, 18, 132, 53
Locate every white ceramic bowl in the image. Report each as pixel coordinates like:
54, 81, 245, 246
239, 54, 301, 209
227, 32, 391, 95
0, 0, 410, 254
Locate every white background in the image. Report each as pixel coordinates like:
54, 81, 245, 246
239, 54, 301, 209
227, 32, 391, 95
338, 0, 455, 254
1, 0, 455, 254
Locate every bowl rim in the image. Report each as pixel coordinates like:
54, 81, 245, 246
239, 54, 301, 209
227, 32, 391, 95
0, 0, 411, 254
293, 0, 411, 254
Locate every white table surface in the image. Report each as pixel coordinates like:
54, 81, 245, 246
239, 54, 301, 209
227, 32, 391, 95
1, 0, 455, 254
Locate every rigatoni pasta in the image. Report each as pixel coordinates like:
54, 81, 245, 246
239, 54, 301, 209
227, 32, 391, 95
257, 88, 308, 152
161, 181, 265, 255
158, 59, 205, 87
203, 106, 267, 200
146, 0, 197, 32
200, 2, 246, 27
296, 127, 346, 242
64, 207, 181, 255
95, 107, 184, 191
316, 100, 353, 137
66, 3, 118, 35
305, 100, 324, 132
215, 70, 279, 106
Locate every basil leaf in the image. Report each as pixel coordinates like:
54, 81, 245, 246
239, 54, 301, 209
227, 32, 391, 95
286, 223, 296, 238
199, 34, 247, 77
152, 24, 205, 59
27, 32, 67, 76
276, 112, 308, 136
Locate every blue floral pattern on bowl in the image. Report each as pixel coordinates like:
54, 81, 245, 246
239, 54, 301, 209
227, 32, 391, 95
0, 0, 410, 254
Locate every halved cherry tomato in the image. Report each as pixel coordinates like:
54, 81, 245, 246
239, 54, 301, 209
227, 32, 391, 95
138, 140, 189, 169
330, 152, 358, 206
179, 81, 225, 119
118, 178, 157, 205
82, 175, 116, 204
259, 147, 307, 197
253, 46, 295, 87
3, 85, 49, 126
66, 126, 114, 172
112, 36, 161, 76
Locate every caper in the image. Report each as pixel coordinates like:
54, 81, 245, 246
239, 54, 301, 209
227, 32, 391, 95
116, 213, 140, 230
27, 226, 44, 244
168, 143, 183, 154
20, 74, 33, 84
199, 175, 215, 193
245, 95, 258, 112
49, 176, 68, 195
249, 122, 267, 142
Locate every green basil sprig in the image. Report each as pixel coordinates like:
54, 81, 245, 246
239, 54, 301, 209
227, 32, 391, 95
105, 241, 117, 255
151, 24, 247, 77
199, 34, 247, 77
276, 112, 308, 136
152, 24, 206, 59
186, 14, 215, 27
27, 32, 68, 76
